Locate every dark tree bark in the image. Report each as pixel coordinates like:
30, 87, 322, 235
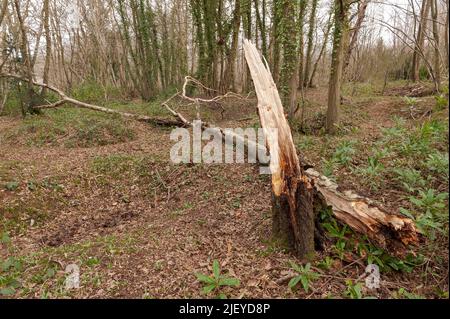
411, 0, 431, 82
326, 0, 350, 134
430, 0, 441, 92
42, 0, 51, 96
304, 0, 318, 88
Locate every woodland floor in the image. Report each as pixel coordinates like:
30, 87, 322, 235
0, 81, 448, 299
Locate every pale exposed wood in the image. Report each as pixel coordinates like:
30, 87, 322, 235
244, 39, 315, 258
305, 169, 420, 253
244, 39, 303, 195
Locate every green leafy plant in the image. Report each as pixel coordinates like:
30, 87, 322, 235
344, 280, 364, 299
393, 168, 426, 194
381, 117, 407, 143
400, 208, 442, 240
0, 239, 23, 297
403, 96, 419, 108
410, 189, 448, 217
333, 240, 347, 260
317, 256, 334, 271
322, 217, 354, 260
357, 238, 421, 272
297, 136, 314, 150
195, 260, 240, 298
322, 158, 337, 179
426, 153, 449, 180
434, 94, 448, 111
1, 232, 11, 244
288, 262, 318, 293
333, 140, 357, 165
4, 182, 19, 191
393, 288, 424, 299
323, 220, 350, 241
354, 154, 385, 189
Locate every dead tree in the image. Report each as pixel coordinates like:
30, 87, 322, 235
244, 40, 316, 259
243, 40, 419, 258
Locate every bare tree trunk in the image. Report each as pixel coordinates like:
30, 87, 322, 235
445, 0, 449, 71
326, 0, 350, 134
42, 0, 51, 96
279, 0, 299, 119
254, 0, 267, 58
223, 0, 240, 91
309, 10, 333, 87
343, 0, 369, 75
297, 0, 308, 90
0, 80, 7, 115
411, 0, 431, 82
430, 0, 441, 92
304, 0, 318, 88
271, 0, 281, 83
13, 0, 37, 116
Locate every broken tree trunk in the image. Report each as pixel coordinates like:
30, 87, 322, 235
243, 40, 316, 259
243, 40, 419, 257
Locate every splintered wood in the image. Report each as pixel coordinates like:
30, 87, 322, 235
244, 39, 316, 258
243, 39, 420, 256
306, 169, 420, 253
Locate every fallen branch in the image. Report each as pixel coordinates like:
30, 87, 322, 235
181, 76, 250, 104
0, 73, 183, 127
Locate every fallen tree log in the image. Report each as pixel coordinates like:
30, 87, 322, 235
0, 73, 183, 127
